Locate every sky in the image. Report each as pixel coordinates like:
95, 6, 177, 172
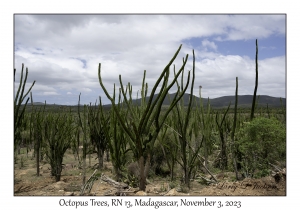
14, 14, 286, 105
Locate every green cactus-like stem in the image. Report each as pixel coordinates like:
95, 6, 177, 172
231, 76, 239, 180
250, 39, 259, 121
170, 50, 197, 187
98, 45, 192, 191
14, 64, 35, 152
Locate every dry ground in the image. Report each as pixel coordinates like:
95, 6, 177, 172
14, 149, 286, 196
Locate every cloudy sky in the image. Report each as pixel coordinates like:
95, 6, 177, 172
14, 14, 286, 105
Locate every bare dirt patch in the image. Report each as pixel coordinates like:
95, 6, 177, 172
14, 150, 286, 196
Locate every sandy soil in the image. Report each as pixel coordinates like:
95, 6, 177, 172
14, 152, 286, 196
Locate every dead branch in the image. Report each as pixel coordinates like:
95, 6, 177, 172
100, 174, 128, 189
196, 174, 216, 185
80, 169, 98, 195
103, 188, 137, 196
188, 144, 218, 183
269, 163, 282, 172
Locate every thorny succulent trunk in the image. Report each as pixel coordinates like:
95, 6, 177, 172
97, 145, 104, 169
138, 154, 151, 191
98, 44, 192, 191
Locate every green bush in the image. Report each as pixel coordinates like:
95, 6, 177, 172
236, 117, 286, 177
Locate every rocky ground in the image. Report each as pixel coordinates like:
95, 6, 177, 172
14, 155, 286, 196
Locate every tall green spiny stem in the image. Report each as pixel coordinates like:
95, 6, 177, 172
231, 77, 239, 180
171, 49, 197, 188
98, 44, 192, 191
215, 102, 231, 170
87, 100, 109, 170
77, 93, 89, 185
196, 86, 213, 169
43, 109, 75, 182
250, 39, 258, 121
100, 89, 132, 181
14, 64, 35, 152
30, 92, 45, 176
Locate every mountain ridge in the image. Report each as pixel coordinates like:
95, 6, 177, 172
29, 94, 286, 108
131, 94, 286, 108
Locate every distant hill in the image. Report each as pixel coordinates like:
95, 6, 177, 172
24, 102, 59, 106
129, 93, 285, 108
205, 95, 286, 108
28, 94, 286, 109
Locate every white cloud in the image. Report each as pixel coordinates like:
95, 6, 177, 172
80, 88, 92, 92
216, 15, 285, 41
202, 39, 218, 51
14, 14, 286, 104
261, 46, 277, 50
43, 91, 60, 95
194, 55, 285, 99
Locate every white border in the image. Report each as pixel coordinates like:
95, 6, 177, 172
2, 1, 296, 209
